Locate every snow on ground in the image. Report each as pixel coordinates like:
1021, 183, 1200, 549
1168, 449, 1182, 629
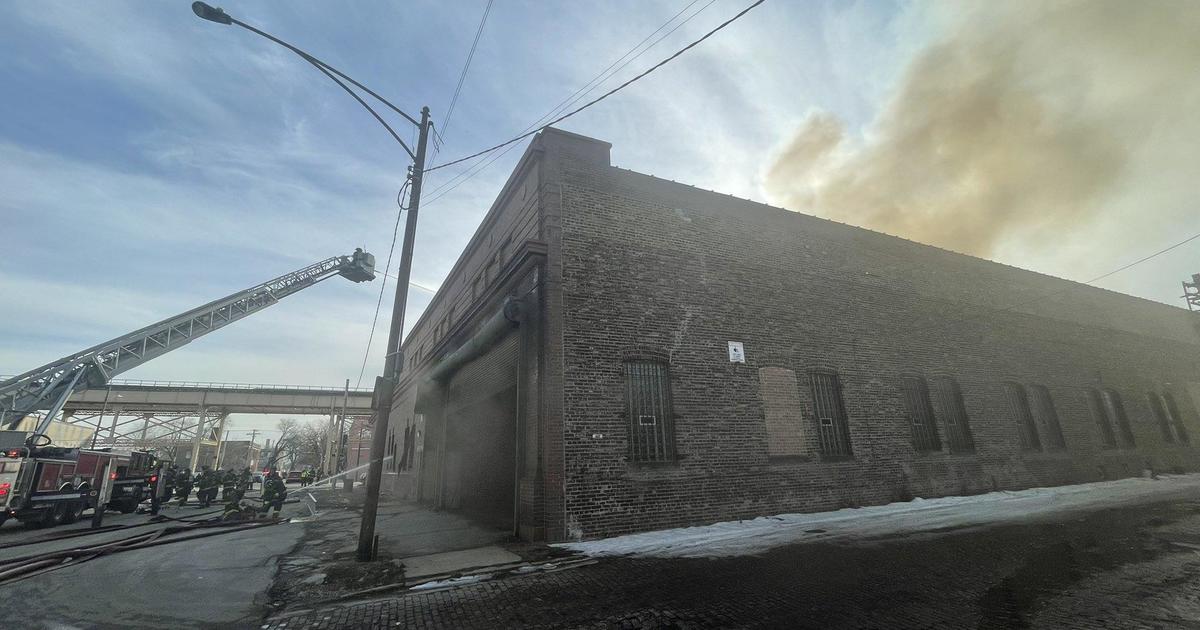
410, 574, 489, 591
558, 474, 1200, 559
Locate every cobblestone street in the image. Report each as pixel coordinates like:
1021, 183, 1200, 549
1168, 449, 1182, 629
265, 497, 1200, 629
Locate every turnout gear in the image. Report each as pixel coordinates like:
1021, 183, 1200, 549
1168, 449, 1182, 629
261, 471, 287, 516
197, 466, 219, 507
221, 469, 238, 501
175, 469, 194, 505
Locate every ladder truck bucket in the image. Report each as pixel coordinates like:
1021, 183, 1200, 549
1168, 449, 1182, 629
340, 249, 376, 283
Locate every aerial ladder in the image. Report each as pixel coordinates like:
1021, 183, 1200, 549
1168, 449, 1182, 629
0, 249, 376, 443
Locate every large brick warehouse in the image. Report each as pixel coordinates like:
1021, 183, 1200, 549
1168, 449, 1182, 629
381, 128, 1200, 543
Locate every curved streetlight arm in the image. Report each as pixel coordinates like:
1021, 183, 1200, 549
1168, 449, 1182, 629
192, 2, 419, 159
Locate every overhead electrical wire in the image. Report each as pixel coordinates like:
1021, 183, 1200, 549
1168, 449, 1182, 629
356, 179, 412, 389
896, 229, 1200, 339
420, 0, 719, 206
433, 0, 495, 161
423, 0, 766, 175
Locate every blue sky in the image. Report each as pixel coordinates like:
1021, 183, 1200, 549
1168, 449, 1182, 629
3, 1, 1195, 439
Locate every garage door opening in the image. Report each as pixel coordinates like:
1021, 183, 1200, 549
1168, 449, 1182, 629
439, 332, 519, 533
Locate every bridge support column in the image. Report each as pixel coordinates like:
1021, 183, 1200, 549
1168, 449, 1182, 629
190, 403, 207, 472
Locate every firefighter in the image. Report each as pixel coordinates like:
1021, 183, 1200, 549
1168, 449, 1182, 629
162, 464, 178, 500
239, 467, 252, 493
197, 465, 219, 507
221, 468, 238, 501
176, 468, 193, 505
261, 469, 287, 517
299, 469, 310, 487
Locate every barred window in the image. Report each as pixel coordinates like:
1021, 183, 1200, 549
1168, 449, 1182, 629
1102, 389, 1136, 448
1029, 385, 1067, 450
930, 376, 975, 452
1148, 392, 1177, 444
1162, 391, 1191, 444
1087, 388, 1118, 448
900, 375, 942, 452
809, 370, 853, 457
1003, 382, 1042, 451
625, 360, 676, 462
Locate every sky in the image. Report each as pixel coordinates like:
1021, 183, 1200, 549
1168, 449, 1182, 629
2, 1, 1196, 440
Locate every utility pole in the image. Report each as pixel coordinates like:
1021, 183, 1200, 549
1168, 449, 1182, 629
1183, 273, 1200, 312
358, 106, 431, 562
248, 428, 259, 469
189, 1, 433, 563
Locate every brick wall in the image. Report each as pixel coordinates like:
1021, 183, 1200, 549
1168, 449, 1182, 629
552, 132, 1200, 541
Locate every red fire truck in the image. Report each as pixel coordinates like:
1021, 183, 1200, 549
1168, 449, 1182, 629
0, 432, 161, 529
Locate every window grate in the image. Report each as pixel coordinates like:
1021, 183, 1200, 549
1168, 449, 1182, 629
1003, 382, 1042, 451
1087, 388, 1118, 448
930, 376, 975, 452
1147, 392, 1177, 444
625, 360, 676, 462
809, 371, 853, 457
1101, 389, 1136, 448
900, 376, 942, 452
1029, 385, 1067, 450
1162, 391, 1191, 444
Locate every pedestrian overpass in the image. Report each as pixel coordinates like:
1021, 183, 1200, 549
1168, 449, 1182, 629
51, 379, 374, 456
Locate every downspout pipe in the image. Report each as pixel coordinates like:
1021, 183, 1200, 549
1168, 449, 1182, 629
425, 297, 525, 385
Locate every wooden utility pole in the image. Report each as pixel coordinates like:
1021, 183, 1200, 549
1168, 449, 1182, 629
358, 106, 431, 561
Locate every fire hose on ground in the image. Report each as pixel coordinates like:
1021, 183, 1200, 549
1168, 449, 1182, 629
0, 516, 286, 585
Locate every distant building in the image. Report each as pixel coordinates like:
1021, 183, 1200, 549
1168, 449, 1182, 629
385, 128, 1200, 543
217, 440, 262, 470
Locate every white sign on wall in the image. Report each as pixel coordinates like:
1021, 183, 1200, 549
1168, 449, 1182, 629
727, 341, 746, 363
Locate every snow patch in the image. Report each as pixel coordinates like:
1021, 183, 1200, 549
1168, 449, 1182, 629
409, 574, 488, 591
558, 474, 1200, 558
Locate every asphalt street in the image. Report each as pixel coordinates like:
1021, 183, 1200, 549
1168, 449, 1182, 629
1, 491, 307, 630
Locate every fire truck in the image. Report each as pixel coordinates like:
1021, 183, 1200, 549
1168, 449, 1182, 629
0, 431, 161, 529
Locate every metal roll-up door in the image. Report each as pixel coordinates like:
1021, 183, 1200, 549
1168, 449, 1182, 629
446, 332, 520, 410
441, 331, 519, 525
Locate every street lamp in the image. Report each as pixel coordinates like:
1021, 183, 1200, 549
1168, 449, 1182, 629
192, 2, 429, 562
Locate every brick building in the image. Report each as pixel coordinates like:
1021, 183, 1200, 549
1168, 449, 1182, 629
384, 128, 1200, 543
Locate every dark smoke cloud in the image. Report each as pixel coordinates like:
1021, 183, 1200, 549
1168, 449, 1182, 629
763, 1, 1200, 257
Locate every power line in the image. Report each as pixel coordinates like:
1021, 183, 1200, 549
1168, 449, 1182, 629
420, 0, 718, 206
425, 0, 766, 174
356, 179, 412, 389
898, 230, 1200, 339
436, 0, 494, 154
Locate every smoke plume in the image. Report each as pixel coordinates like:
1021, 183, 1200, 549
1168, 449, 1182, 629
763, 1, 1200, 258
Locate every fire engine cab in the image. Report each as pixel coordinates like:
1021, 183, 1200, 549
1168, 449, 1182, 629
0, 431, 160, 529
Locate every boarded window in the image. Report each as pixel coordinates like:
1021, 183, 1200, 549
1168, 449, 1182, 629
1029, 385, 1067, 450
760, 367, 805, 457
900, 375, 942, 452
1102, 389, 1136, 448
625, 360, 676, 462
1162, 391, 1191, 444
809, 370, 853, 457
1087, 388, 1118, 448
930, 376, 975, 452
1003, 382, 1042, 451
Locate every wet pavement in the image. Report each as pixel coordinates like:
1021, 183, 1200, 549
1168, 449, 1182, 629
264, 498, 1200, 629
5, 492, 307, 630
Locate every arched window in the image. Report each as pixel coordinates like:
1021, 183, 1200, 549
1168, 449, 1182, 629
1101, 389, 1136, 448
930, 376, 975, 452
1029, 385, 1066, 450
900, 375, 942, 452
1148, 392, 1177, 444
1161, 391, 1191, 444
1003, 382, 1042, 451
624, 359, 676, 462
808, 370, 852, 457
1086, 388, 1117, 448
